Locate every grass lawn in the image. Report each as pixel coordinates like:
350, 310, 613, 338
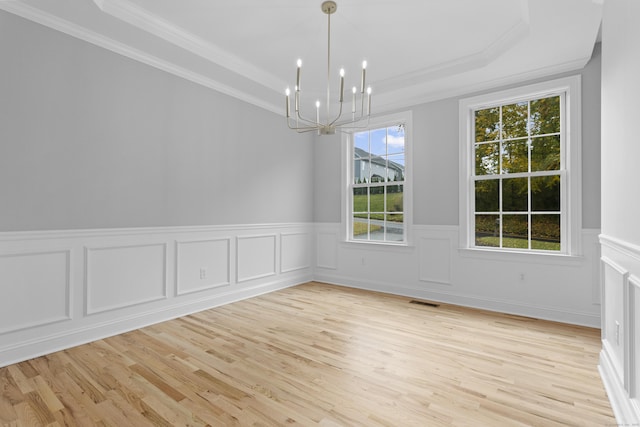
476, 236, 560, 251
353, 222, 382, 236
353, 192, 403, 222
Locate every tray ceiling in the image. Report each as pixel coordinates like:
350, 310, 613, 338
0, 0, 602, 115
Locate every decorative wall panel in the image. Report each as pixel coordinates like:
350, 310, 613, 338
281, 233, 310, 273
0, 250, 70, 333
629, 276, 640, 402
599, 235, 640, 424
0, 224, 312, 368
177, 238, 230, 295
85, 243, 167, 314
317, 231, 338, 270
601, 256, 627, 383
419, 237, 452, 284
237, 235, 276, 282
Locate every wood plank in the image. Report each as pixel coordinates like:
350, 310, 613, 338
0, 282, 615, 425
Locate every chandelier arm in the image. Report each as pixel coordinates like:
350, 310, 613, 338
292, 91, 318, 126
287, 119, 323, 133
287, 118, 317, 131
285, 2, 371, 136
333, 114, 371, 129
328, 102, 344, 126
287, 121, 323, 133
289, 123, 321, 132
295, 105, 321, 127
336, 119, 370, 132
338, 98, 366, 125
288, 107, 325, 131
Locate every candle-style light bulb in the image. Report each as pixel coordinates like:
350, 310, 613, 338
351, 86, 357, 114
296, 59, 302, 91
366, 86, 372, 115
316, 100, 320, 124
285, 88, 290, 118
360, 60, 367, 94
339, 68, 345, 102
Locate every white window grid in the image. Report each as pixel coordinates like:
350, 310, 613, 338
472, 94, 566, 252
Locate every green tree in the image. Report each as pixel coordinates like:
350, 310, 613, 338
473, 95, 562, 249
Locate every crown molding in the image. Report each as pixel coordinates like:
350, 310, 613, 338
376, 0, 529, 93
1, 0, 598, 119
0, 2, 282, 115
92, 0, 286, 93
374, 54, 590, 114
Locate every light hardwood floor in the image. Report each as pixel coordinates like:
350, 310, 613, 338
0, 282, 615, 426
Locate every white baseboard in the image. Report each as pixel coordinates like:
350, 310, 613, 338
315, 273, 601, 327
0, 274, 309, 368
599, 233, 640, 425
314, 224, 602, 328
599, 345, 640, 424
0, 223, 314, 367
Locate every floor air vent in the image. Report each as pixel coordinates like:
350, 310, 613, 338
409, 300, 439, 308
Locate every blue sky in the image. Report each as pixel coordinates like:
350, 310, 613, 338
354, 126, 404, 159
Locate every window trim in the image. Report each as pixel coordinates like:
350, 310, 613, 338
458, 75, 582, 256
342, 111, 413, 246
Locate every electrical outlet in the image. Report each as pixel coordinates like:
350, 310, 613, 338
200, 268, 207, 280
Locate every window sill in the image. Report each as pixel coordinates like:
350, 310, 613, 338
458, 247, 585, 266
341, 240, 415, 252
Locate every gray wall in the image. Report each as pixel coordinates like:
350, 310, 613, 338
314, 44, 602, 228
0, 11, 314, 232
0, 9, 601, 233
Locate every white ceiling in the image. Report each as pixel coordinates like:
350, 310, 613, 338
0, 0, 602, 116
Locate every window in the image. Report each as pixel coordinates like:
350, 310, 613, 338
459, 76, 581, 255
344, 112, 412, 244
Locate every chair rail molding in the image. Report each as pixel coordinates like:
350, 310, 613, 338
599, 233, 640, 424
0, 223, 313, 367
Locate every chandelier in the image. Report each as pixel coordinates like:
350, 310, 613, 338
285, 1, 372, 135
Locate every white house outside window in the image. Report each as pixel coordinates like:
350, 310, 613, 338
345, 112, 412, 245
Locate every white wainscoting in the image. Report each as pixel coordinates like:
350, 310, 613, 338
85, 243, 168, 315
0, 250, 71, 334
0, 223, 313, 367
314, 223, 602, 327
281, 232, 310, 273
601, 256, 627, 383
599, 234, 640, 424
419, 236, 453, 285
316, 229, 338, 270
237, 234, 276, 283
176, 238, 231, 295
630, 276, 640, 406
